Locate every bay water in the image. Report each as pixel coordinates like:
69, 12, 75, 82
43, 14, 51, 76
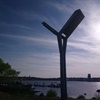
23, 80, 100, 99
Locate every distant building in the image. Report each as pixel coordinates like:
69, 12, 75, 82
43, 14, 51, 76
87, 74, 91, 81
88, 74, 91, 79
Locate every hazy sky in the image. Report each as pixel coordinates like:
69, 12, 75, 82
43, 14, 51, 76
1, 0, 100, 78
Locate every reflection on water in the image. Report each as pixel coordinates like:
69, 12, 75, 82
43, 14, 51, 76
23, 80, 100, 99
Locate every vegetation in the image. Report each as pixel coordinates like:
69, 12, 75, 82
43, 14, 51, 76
46, 89, 57, 97
77, 95, 85, 100
0, 58, 20, 78
96, 89, 100, 99
0, 92, 34, 100
0, 90, 100, 100
0, 92, 60, 100
0, 58, 99, 100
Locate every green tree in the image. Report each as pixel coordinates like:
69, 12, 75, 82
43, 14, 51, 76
0, 58, 20, 77
46, 89, 57, 97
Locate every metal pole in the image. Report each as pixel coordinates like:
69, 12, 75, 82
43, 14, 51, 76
42, 10, 84, 100
57, 37, 67, 100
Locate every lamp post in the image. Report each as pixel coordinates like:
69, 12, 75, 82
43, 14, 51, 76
42, 9, 85, 100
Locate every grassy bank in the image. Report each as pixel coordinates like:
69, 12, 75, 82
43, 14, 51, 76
0, 92, 33, 100
0, 92, 61, 100
0, 92, 98, 100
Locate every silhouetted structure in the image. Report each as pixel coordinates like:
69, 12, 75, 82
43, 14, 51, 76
42, 9, 85, 100
88, 74, 91, 79
88, 74, 91, 81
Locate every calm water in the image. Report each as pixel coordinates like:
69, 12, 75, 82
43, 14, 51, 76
23, 80, 100, 99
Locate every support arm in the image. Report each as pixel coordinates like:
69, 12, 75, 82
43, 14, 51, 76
42, 22, 65, 39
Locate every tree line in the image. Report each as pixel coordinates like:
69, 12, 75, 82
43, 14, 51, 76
0, 58, 20, 78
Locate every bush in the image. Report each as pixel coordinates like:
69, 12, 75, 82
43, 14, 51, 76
77, 95, 85, 99
0, 82, 35, 95
46, 89, 57, 97
39, 93, 44, 97
91, 97, 96, 100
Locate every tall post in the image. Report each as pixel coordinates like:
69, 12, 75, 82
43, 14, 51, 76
57, 37, 67, 100
42, 9, 85, 100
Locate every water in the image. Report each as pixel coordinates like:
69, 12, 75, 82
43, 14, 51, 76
23, 80, 100, 99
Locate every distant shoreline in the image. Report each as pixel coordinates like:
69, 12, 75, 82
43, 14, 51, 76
17, 76, 100, 82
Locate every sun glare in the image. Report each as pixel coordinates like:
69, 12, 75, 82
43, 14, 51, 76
88, 16, 100, 43
92, 21, 100, 38
93, 22, 100, 42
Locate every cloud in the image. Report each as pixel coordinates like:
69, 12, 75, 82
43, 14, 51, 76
1, 0, 100, 77
0, 33, 57, 47
4, 51, 60, 78
15, 10, 48, 21
0, 0, 48, 22
0, 33, 59, 77
52, 0, 100, 77
44, 0, 75, 13
0, 22, 34, 30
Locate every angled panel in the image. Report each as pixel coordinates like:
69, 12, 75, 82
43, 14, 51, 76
59, 9, 85, 38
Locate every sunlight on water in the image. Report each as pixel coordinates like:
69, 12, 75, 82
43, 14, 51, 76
97, 82, 100, 89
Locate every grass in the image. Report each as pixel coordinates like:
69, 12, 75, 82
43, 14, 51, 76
0, 92, 34, 100
0, 92, 99, 100
0, 92, 60, 100
0, 92, 71, 100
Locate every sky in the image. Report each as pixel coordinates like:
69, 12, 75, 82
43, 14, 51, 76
1, 0, 100, 78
